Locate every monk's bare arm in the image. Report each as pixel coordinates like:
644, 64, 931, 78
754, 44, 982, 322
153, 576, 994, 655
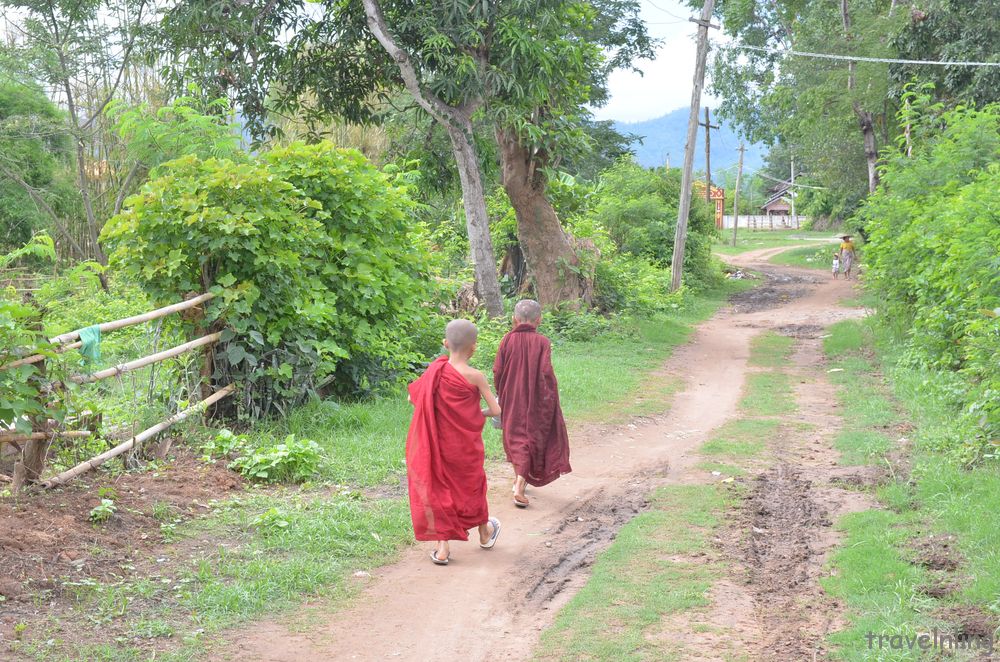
470, 370, 501, 417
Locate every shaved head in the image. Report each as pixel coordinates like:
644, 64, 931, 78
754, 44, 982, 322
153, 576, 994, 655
513, 299, 542, 323
445, 319, 478, 353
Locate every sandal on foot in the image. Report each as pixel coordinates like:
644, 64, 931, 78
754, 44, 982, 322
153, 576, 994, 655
513, 494, 529, 508
430, 551, 449, 565
480, 517, 501, 549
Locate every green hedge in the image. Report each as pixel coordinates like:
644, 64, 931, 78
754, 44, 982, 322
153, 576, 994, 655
859, 98, 1000, 462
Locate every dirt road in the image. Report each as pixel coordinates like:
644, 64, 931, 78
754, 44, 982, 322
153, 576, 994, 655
213, 246, 867, 661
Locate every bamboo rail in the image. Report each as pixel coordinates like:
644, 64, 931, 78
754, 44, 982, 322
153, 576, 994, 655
49, 292, 215, 345
67, 332, 222, 384
0, 430, 93, 446
2, 341, 84, 370
41, 384, 235, 488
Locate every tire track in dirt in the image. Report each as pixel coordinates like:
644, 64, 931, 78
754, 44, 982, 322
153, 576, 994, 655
209, 246, 865, 662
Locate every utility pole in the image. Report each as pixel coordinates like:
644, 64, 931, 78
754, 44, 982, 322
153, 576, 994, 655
670, 0, 717, 292
790, 154, 798, 229
700, 107, 719, 206
731, 143, 745, 247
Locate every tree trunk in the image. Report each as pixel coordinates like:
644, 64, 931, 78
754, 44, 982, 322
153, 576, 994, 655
496, 130, 585, 307
855, 106, 880, 193
842, 0, 880, 195
447, 122, 505, 317
361, 0, 503, 317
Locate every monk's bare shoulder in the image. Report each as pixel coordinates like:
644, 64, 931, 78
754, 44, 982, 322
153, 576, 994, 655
456, 364, 487, 386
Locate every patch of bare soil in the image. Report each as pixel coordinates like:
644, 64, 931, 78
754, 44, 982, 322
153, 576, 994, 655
733, 464, 834, 660
910, 534, 964, 572
0, 448, 242, 642
775, 323, 826, 338
934, 605, 998, 640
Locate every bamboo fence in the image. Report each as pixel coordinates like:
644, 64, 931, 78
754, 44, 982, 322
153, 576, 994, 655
1, 292, 233, 490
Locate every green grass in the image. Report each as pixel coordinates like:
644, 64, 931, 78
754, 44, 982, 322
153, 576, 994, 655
695, 461, 747, 477
768, 243, 838, 269
738, 372, 796, 416
712, 229, 834, 255
536, 485, 730, 661
747, 331, 795, 368
820, 319, 1000, 660
699, 418, 778, 459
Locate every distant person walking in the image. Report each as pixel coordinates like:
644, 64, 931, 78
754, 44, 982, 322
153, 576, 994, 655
831, 251, 840, 280
838, 235, 857, 280
492, 300, 572, 508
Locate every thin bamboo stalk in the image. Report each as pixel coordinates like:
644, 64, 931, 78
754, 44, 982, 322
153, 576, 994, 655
49, 292, 215, 345
0, 430, 94, 445
1, 341, 84, 370
41, 384, 235, 488
68, 332, 221, 384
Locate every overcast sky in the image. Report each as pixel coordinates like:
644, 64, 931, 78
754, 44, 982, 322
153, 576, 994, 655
592, 0, 721, 123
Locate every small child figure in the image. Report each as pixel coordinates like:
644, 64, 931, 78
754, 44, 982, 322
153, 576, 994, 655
832, 252, 841, 280
405, 319, 502, 565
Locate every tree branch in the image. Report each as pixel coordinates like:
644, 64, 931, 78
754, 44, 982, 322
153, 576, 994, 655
0, 162, 87, 259
360, 0, 466, 130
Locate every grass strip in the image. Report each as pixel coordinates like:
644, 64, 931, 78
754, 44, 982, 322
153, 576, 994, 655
747, 331, 795, 368
738, 372, 796, 417
699, 419, 778, 459
536, 485, 729, 661
820, 320, 1000, 660
711, 229, 834, 255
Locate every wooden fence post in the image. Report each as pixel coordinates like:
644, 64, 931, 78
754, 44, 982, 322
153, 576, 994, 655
12, 317, 50, 491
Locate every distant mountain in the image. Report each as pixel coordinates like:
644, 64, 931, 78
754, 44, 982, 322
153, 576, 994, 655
614, 108, 765, 175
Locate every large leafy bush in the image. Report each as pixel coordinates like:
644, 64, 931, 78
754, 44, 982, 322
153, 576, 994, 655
102, 141, 433, 416
860, 98, 1000, 462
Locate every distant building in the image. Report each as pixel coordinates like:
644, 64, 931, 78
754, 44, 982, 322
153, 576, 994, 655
760, 180, 799, 229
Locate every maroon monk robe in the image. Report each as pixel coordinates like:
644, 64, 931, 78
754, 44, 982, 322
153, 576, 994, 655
405, 355, 490, 541
493, 324, 572, 487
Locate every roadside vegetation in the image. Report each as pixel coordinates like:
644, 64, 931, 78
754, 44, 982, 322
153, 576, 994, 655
822, 320, 1000, 660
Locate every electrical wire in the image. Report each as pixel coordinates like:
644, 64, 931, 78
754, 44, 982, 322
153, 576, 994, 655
735, 43, 1000, 68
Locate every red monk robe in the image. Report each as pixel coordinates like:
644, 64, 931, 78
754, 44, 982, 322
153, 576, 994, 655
493, 324, 572, 487
405, 355, 490, 541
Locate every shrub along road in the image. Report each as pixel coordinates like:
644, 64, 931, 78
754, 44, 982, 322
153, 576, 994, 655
210, 246, 871, 661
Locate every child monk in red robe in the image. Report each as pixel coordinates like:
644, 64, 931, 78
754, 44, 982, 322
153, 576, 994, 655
492, 299, 572, 508
406, 319, 502, 565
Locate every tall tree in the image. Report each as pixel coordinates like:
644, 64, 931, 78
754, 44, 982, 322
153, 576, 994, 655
2, 0, 152, 263
156, 0, 651, 310
701, 0, 903, 204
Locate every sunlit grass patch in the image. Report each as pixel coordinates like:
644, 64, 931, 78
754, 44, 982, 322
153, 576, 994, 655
712, 229, 833, 255
748, 331, 796, 368
536, 485, 729, 661
738, 372, 796, 416
699, 419, 779, 459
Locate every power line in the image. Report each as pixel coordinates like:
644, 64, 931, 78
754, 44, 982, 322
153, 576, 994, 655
644, 0, 690, 22
735, 43, 1000, 68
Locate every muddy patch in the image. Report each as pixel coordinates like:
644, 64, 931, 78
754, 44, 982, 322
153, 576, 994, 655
934, 605, 999, 641
910, 534, 964, 572
775, 324, 826, 339
727, 269, 815, 314
724, 464, 837, 660
520, 475, 654, 607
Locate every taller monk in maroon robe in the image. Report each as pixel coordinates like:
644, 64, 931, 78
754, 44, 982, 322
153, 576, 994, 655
492, 300, 572, 507
406, 319, 502, 565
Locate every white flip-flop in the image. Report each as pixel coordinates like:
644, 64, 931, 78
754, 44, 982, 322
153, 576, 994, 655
430, 550, 449, 565
480, 517, 501, 549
